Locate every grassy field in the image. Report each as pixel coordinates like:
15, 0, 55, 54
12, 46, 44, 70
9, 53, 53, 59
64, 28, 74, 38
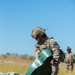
0, 55, 75, 75
58, 68, 75, 75
0, 54, 33, 75
58, 64, 75, 75
0, 62, 75, 75
0, 64, 28, 74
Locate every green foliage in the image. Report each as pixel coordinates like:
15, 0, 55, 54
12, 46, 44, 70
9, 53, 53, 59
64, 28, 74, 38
2, 54, 7, 58
6, 52, 11, 55
21, 54, 28, 59
29, 56, 35, 60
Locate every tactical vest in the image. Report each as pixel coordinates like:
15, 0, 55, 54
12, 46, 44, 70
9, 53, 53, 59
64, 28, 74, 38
34, 37, 60, 59
65, 53, 74, 65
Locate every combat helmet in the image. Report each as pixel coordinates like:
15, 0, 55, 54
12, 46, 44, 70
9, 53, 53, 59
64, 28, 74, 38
31, 27, 45, 38
67, 46, 71, 51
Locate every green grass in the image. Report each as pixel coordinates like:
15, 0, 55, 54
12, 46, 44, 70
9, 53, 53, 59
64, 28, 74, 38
58, 68, 75, 75
0, 64, 75, 75
0, 64, 28, 74
0, 55, 75, 75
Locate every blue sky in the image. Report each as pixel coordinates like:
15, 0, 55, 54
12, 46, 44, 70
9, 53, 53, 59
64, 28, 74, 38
0, 0, 75, 55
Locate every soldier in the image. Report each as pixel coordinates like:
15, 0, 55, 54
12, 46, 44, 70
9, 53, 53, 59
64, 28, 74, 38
64, 46, 74, 71
31, 27, 61, 75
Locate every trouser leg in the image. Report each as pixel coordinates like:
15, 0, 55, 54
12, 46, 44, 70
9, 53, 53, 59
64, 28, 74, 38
65, 65, 69, 71
51, 64, 59, 75
69, 64, 74, 71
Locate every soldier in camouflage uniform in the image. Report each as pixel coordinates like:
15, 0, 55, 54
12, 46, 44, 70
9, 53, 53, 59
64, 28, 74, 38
64, 46, 74, 71
31, 27, 60, 75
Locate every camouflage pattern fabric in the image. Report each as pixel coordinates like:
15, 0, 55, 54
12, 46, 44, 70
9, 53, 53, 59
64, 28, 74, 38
51, 64, 59, 75
34, 37, 60, 75
31, 27, 45, 38
64, 53, 74, 71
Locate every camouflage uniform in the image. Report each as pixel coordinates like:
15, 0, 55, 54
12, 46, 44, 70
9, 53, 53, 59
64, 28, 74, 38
31, 27, 60, 75
64, 46, 74, 71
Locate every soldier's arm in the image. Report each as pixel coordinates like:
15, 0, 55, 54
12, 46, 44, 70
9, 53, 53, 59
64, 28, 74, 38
34, 46, 41, 57
72, 54, 74, 59
68, 53, 74, 60
64, 54, 68, 63
71, 53, 75, 60
49, 38, 60, 59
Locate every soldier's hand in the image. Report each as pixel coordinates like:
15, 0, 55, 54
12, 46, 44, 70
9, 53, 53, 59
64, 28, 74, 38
68, 58, 72, 60
50, 59, 54, 65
